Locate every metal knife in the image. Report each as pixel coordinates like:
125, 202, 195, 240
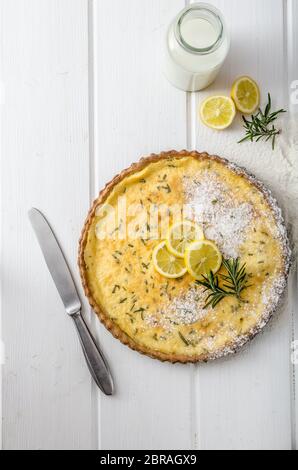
28, 208, 114, 396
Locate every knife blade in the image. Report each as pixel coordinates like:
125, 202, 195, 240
28, 208, 114, 395
28, 208, 81, 315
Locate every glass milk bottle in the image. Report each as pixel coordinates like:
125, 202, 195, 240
164, 3, 230, 92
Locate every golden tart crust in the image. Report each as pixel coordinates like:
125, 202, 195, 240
78, 150, 291, 363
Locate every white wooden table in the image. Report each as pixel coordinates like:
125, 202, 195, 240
1, 0, 298, 450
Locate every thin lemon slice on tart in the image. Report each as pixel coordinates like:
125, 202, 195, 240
166, 221, 204, 258
231, 76, 260, 114
185, 240, 222, 280
153, 241, 187, 279
200, 96, 236, 130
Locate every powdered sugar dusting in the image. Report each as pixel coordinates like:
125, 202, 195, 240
166, 287, 208, 326
145, 286, 209, 331
183, 171, 253, 258
206, 272, 289, 362
260, 273, 287, 328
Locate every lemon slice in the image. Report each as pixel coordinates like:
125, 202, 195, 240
185, 240, 222, 280
166, 221, 204, 258
199, 96, 236, 130
231, 76, 260, 114
153, 241, 187, 279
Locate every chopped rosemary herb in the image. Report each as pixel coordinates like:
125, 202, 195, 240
157, 184, 171, 193
112, 284, 120, 294
142, 262, 150, 270
110, 226, 120, 236
125, 313, 134, 323
178, 332, 190, 346
119, 298, 127, 304
134, 307, 145, 313
157, 174, 168, 183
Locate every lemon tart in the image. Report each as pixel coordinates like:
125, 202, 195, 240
78, 150, 291, 363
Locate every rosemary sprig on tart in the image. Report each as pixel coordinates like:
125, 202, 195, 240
221, 258, 251, 299
196, 258, 251, 308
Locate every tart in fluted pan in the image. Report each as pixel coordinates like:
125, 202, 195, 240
78, 151, 290, 363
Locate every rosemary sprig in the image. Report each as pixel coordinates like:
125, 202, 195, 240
196, 270, 231, 309
238, 93, 286, 150
196, 258, 251, 309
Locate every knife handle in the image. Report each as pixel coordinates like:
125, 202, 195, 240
71, 312, 114, 395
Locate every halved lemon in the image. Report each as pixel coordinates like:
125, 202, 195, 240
152, 241, 187, 279
185, 240, 222, 280
199, 96, 236, 130
166, 221, 204, 258
231, 76, 260, 114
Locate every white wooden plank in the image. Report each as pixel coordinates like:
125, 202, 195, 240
288, 0, 298, 116
91, 0, 194, 450
0, 37, 3, 447
287, 0, 298, 450
190, 0, 296, 450
1, 0, 93, 449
